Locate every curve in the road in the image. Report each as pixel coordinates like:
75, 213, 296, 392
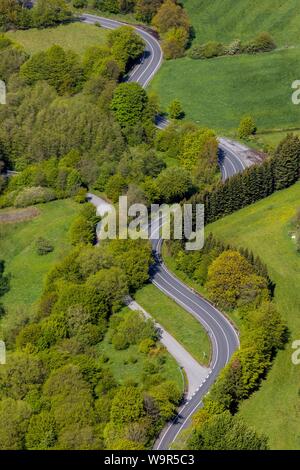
81, 12, 242, 449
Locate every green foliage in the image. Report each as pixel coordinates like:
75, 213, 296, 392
73, 0, 88, 7
0, 353, 46, 400
156, 166, 193, 202
69, 202, 99, 246
135, 0, 163, 23
110, 386, 145, 425
0, 259, 10, 297
244, 32, 276, 54
107, 26, 145, 69
0, 398, 32, 450
273, 134, 300, 190
25, 410, 57, 450
188, 411, 268, 450
110, 310, 157, 350
35, 237, 54, 256
152, 0, 190, 35
105, 173, 128, 203
168, 99, 184, 120
13, 186, 56, 208
20, 45, 84, 95
33, 0, 73, 28
188, 41, 224, 59
202, 134, 300, 224
238, 116, 257, 139
111, 82, 148, 127
162, 26, 189, 59
206, 250, 269, 309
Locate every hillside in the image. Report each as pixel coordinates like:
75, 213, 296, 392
183, 0, 300, 45
208, 182, 300, 449
151, 0, 300, 137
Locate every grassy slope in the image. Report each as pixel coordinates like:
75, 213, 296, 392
150, 0, 300, 134
207, 182, 300, 449
0, 200, 79, 308
6, 22, 108, 55
135, 284, 211, 366
150, 47, 300, 134
183, 0, 300, 45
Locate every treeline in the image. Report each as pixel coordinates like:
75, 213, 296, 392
0, 204, 182, 449
193, 133, 300, 224
0, 0, 73, 31
79, 0, 191, 59
165, 235, 286, 449
188, 32, 276, 60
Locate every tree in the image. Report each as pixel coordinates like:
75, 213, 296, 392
0, 398, 32, 450
111, 83, 148, 127
25, 411, 57, 450
179, 127, 218, 176
156, 167, 193, 202
152, 0, 190, 35
20, 45, 84, 95
162, 26, 189, 59
188, 411, 268, 450
110, 386, 145, 425
33, 0, 73, 28
168, 99, 184, 120
72, 0, 88, 8
206, 250, 269, 309
105, 173, 128, 202
273, 133, 300, 190
42, 364, 96, 429
107, 26, 145, 69
135, 0, 163, 23
69, 215, 95, 245
238, 116, 256, 139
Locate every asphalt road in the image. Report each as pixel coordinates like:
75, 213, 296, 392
79, 13, 242, 449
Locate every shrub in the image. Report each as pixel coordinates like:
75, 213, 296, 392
188, 41, 224, 59
243, 32, 276, 54
238, 116, 257, 139
224, 39, 242, 56
162, 27, 189, 59
168, 99, 184, 120
72, 0, 88, 7
14, 187, 56, 208
35, 238, 54, 256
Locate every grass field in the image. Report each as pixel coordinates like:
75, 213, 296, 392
6, 22, 108, 55
183, 0, 300, 46
0, 199, 79, 309
207, 182, 300, 449
99, 307, 184, 392
151, 0, 300, 136
150, 47, 300, 134
135, 284, 211, 366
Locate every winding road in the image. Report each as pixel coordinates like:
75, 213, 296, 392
81, 13, 243, 449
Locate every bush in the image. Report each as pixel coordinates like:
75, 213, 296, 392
188, 41, 224, 59
35, 238, 54, 256
238, 116, 257, 139
14, 187, 56, 208
224, 39, 242, 56
243, 32, 276, 54
72, 0, 88, 7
